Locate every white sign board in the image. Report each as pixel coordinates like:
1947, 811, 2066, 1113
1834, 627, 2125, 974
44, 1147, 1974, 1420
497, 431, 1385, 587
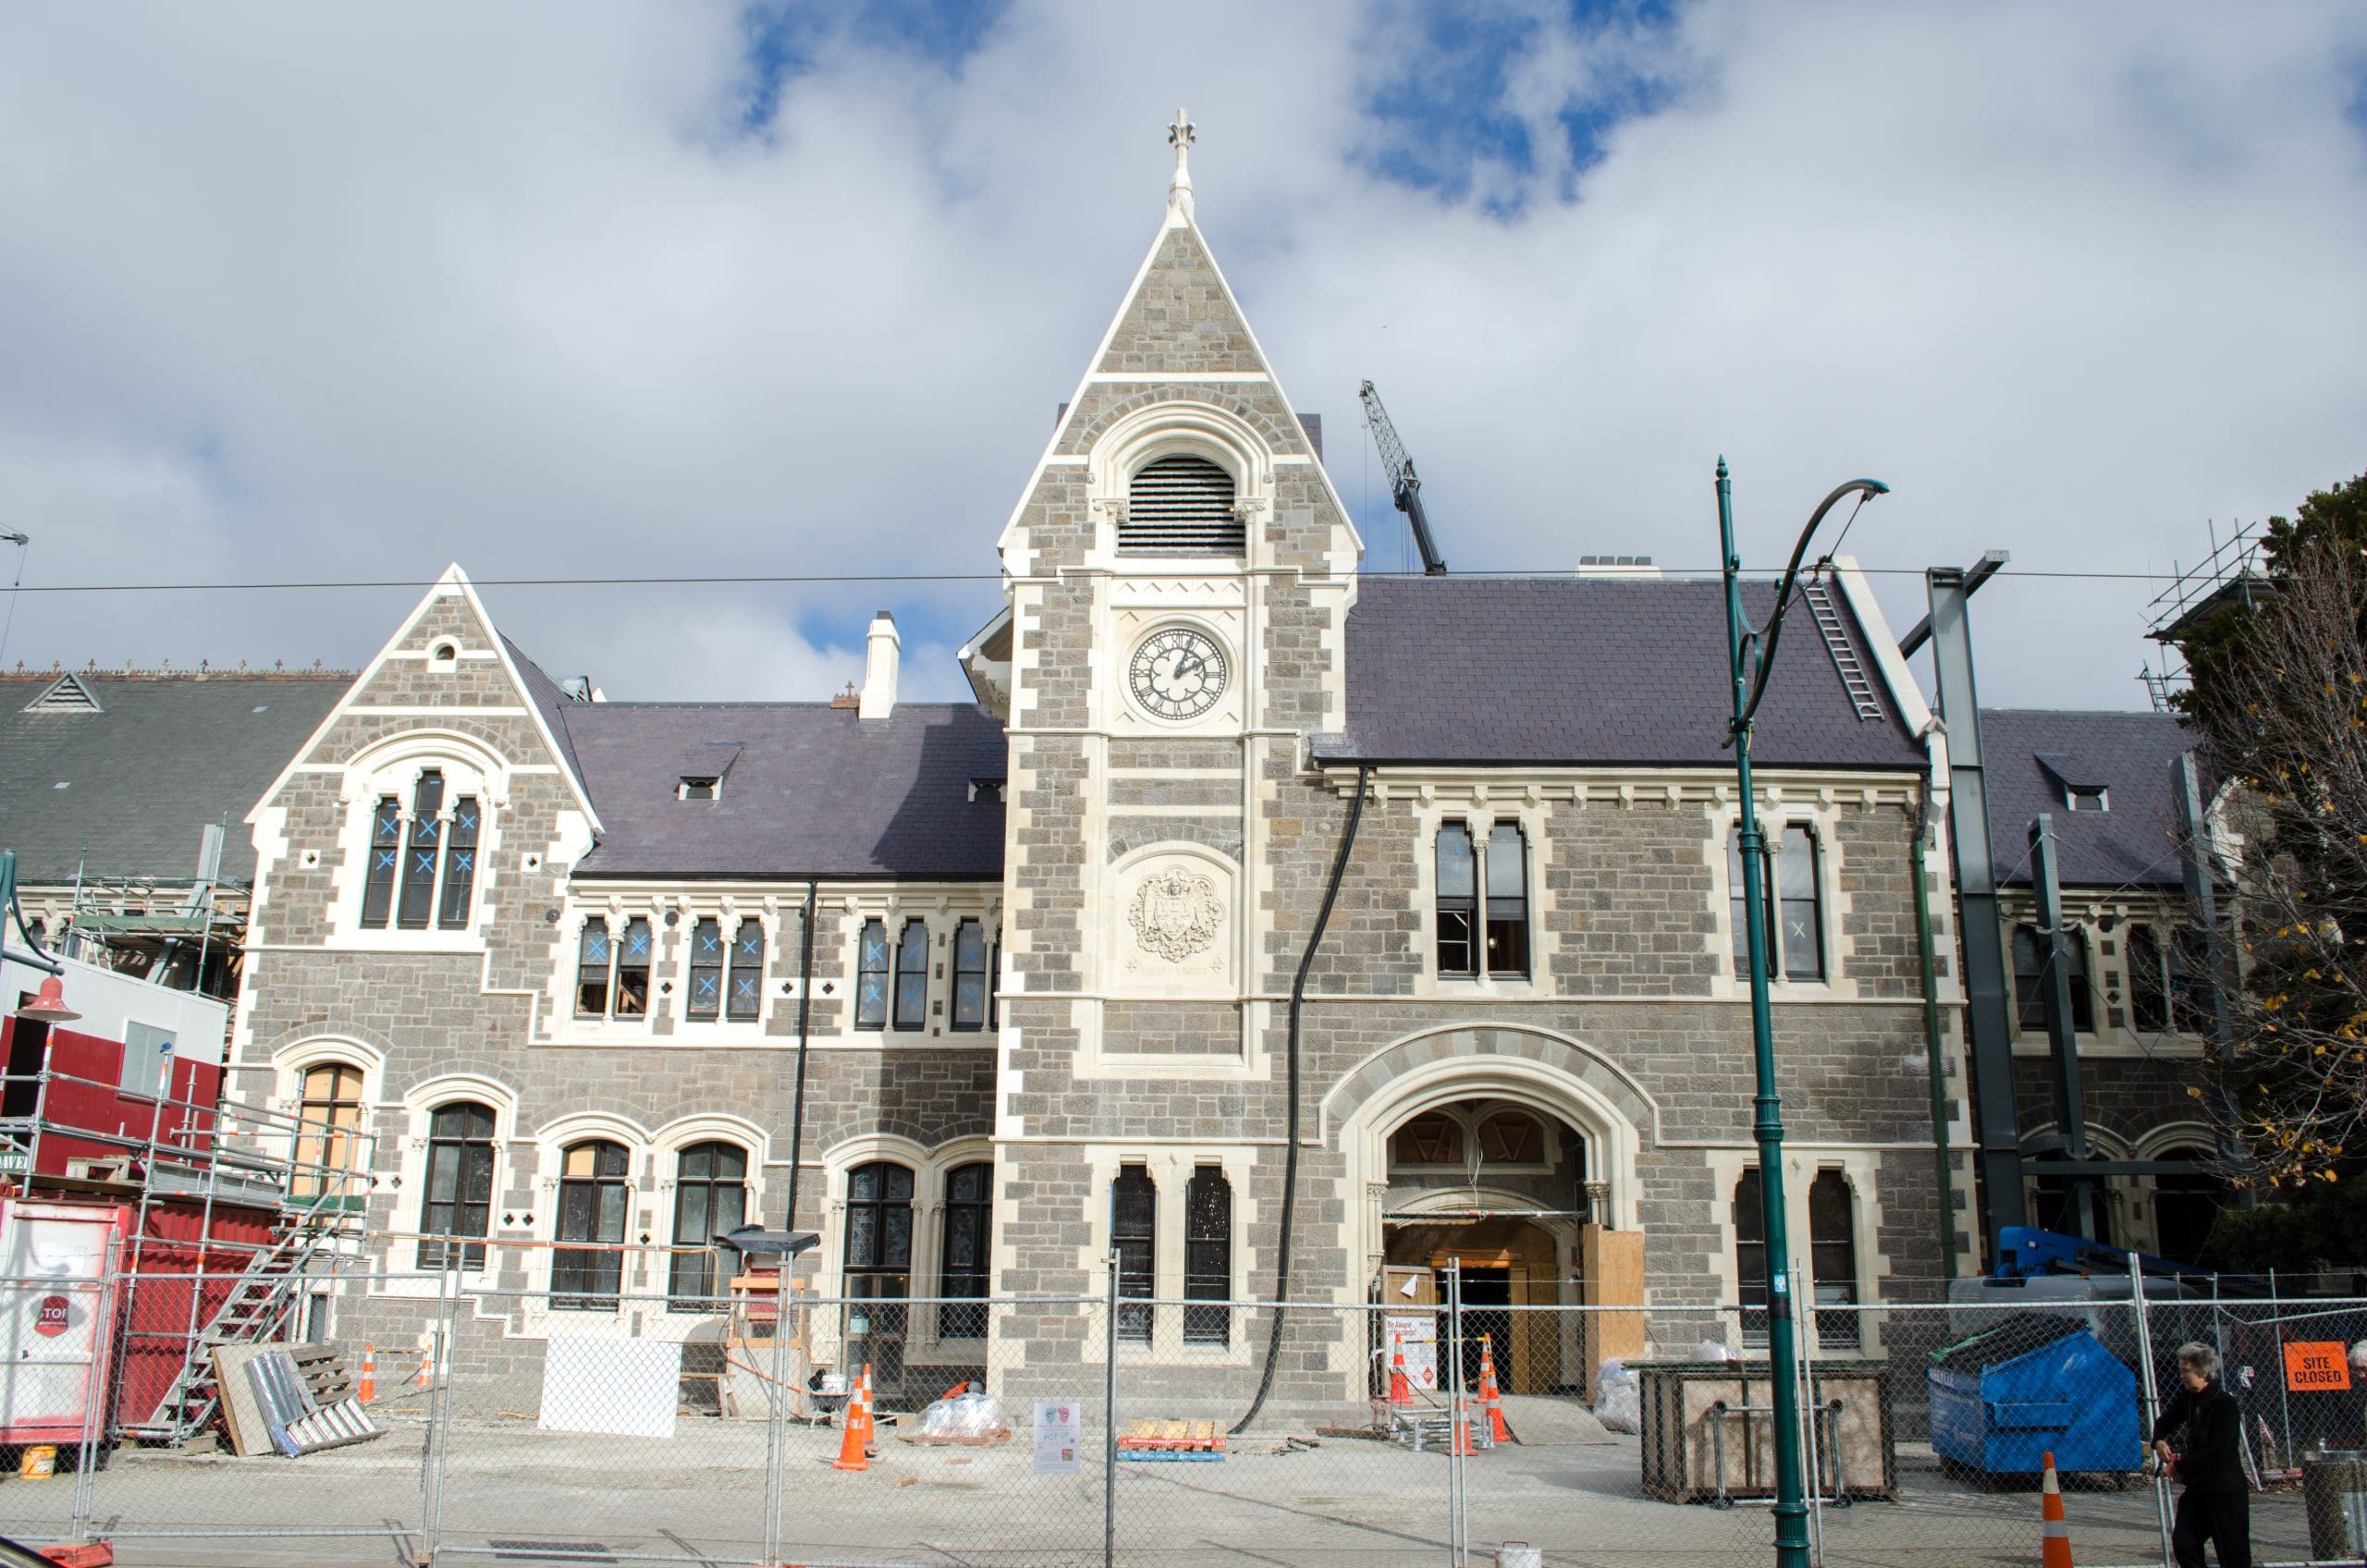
1032, 1400, 1082, 1473
538, 1336, 681, 1440
1385, 1314, 1439, 1392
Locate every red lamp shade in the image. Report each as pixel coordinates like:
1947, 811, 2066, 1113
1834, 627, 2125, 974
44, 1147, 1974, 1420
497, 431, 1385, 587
16, 976, 80, 1024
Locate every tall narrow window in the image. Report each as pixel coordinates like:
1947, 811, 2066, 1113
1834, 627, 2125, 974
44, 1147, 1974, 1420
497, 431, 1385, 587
396, 771, 446, 929
1734, 1168, 1768, 1347
892, 919, 929, 1031
1485, 824, 1529, 978
361, 796, 401, 928
1112, 1166, 1156, 1344
1436, 823, 1478, 975
686, 917, 724, 1021
420, 1101, 496, 1272
987, 939, 1000, 1030
1184, 1167, 1232, 1346
2127, 925, 2168, 1032
575, 919, 612, 1018
668, 1141, 747, 1306
2015, 925, 2094, 1033
855, 919, 889, 1030
951, 920, 988, 1031
2169, 928, 2212, 1035
938, 1162, 991, 1338
436, 796, 480, 929
843, 1162, 914, 1381
291, 1062, 362, 1203
613, 916, 654, 1018
1809, 1170, 1859, 1349
727, 919, 765, 1022
1777, 827, 1823, 981
554, 1140, 631, 1310
1728, 831, 1774, 977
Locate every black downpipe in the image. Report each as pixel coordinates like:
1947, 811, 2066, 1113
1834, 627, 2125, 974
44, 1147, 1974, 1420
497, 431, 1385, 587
782, 880, 820, 1237
1233, 764, 1369, 1435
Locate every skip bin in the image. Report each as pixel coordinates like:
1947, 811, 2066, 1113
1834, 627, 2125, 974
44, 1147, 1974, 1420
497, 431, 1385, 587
1927, 1313, 2139, 1478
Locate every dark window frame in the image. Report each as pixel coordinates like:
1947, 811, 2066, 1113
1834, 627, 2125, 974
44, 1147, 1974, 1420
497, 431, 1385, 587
1112, 1166, 1157, 1344
361, 795, 401, 928
1808, 1169, 1859, 1349
420, 1101, 496, 1272
891, 919, 929, 1032
951, 919, 989, 1031
435, 794, 481, 930
292, 1061, 362, 1204
668, 1141, 747, 1307
855, 918, 890, 1030
396, 770, 446, 930
613, 916, 654, 1019
1436, 821, 1478, 976
553, 1139, 631, 1310
686, 916, 724, 1022
842, 1161, 914, 1378
575, 918, 613, 1019
938, 1161, 991, 1339
1183, 1166, 1231, 1346
1734, 1167, 1769, 1348
1484, 823, 1530, 978
2127, 924, 2169, 1033
2014, 923, 2095, 1034
728, 918, 766, 1022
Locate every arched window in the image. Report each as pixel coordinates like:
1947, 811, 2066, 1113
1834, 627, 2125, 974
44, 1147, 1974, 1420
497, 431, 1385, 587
436, 795, 481, 929
1112, 1166, 1156, 1343
2127, 925, 2169, 1032
1733, 1169, 1769, 1346
2152, 1145, 2225, 1264
668, 1142, 747, 1306
728, 918, 765, 1022
1809, 1170, 1859, 1349
554, 1140, 631, 1310
951, 919, 989, 1031
892, 919, 929, 1031
396, 770, 445, 929
291, 1062, 363, 1204
2168, 929, 2212, 1035
686, 918, 724, 1021
1184, 1167, 1232, 1346
576, 919, 613, 1018
1729, 827, 1826, 981
2014, 925, 2094, 1034
1436, 823, 1477, 976
843, 1162, 914, 1379
1122, 455, 1242, 556
361, 796, 401, 928
420, 1101, 496, 1271
1392, 1113, 1464, 1167
1485, 824, 1529, 977
855, 919, 890, 1030
938, 1162, 992, 1338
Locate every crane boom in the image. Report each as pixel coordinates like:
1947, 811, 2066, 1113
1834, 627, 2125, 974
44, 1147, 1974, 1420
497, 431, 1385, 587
1357, 379, 1446, 575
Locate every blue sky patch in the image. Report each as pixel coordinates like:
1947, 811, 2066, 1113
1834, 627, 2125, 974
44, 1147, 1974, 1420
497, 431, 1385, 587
733, 0, 1009, 135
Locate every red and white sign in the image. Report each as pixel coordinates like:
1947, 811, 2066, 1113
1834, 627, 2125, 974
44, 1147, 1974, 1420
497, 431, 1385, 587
31, 1295, 69, 1338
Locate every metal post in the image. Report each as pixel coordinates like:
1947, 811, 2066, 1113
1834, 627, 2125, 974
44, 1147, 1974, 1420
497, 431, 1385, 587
1447, 1257, 1466, 1568
1911, 786, 1957, 1279
68, 1265, 115, 1543
424, 1266, 455, 1564
2030, 815, 2098, 1240
1717, 458, 1812, 1568
765, 1289, 791, 1565
1105, 1249, 1119, 1568
1794, 1253, 1825, 1566
2270, 1269, 2294, 1470
2129, 1253, 2174, 1568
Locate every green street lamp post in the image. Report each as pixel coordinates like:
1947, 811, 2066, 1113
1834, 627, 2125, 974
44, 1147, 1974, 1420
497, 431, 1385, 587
1715, 458, 1886, 1568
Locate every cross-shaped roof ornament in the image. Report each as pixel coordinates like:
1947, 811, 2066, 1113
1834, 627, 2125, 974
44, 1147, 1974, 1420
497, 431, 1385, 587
1167, 106, 1196, 219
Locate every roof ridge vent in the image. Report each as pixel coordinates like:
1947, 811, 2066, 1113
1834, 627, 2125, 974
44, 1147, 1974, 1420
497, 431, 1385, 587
1800, 579, 1884, 721
1575, 555, 1658, 577
23, 672, 102, 714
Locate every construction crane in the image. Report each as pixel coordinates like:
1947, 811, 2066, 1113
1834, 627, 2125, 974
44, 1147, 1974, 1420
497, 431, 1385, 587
1358, 380, 1447, 575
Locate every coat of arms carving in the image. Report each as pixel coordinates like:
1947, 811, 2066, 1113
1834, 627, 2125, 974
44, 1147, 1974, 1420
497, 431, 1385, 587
1127, 868, 1225, 962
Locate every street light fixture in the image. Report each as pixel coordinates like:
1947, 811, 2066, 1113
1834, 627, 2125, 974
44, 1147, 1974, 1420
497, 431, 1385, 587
1715, 458, 1886, 1568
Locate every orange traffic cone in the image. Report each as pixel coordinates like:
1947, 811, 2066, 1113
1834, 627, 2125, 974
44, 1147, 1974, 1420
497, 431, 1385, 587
1478, 1346, 1510, 1445
1389, 1335, 1414, 1407
832, 1376, 870, 1472
1449, 1385, 1477, 1457
860, 1363, 878, 1456
415, 1346, 435, 1391
358, 1343, 376, 1403
2041, 1451, 2075, 1568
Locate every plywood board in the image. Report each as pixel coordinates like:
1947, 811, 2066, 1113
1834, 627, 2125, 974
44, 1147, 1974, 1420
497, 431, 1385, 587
538, 1336, 681, 1441
1580, 1226, 1647, 1402
210, 1344, 272, 1457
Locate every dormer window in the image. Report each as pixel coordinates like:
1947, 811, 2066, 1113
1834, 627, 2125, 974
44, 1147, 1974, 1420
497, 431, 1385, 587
969, 778, 1004, 804
680, 777, 718, 802
2067, 787, 2107, 813
1122, 455, 1241, 555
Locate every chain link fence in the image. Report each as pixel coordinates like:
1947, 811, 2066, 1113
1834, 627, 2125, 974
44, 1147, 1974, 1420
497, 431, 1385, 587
8, 1262, 2367, 1564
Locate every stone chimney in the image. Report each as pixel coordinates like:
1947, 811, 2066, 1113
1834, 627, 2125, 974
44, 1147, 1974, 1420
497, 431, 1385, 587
858, 611, 900, 720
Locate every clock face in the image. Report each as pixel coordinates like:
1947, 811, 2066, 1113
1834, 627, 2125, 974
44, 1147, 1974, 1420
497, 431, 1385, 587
1128, 626, 1229, 721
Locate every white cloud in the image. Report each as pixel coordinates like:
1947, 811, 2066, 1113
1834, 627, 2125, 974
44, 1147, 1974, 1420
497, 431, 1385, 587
0, 0, 2360, 711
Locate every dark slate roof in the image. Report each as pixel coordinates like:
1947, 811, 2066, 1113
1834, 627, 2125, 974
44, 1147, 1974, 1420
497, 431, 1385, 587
566, 702, 1007, 879
500, 634, 591, 799
1979, 708, 2197, 889
1313, 577, 1922, 769
0, 673, 351, 884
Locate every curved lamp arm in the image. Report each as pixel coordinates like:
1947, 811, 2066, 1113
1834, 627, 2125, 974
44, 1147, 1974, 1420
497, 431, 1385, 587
1736, 478, 1889, 730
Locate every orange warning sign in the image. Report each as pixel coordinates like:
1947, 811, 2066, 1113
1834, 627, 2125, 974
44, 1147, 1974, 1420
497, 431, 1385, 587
2285, 1341, 2352, 1391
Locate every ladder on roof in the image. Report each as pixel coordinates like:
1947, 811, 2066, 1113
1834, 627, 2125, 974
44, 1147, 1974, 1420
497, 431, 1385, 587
1800, 580, 1885, 721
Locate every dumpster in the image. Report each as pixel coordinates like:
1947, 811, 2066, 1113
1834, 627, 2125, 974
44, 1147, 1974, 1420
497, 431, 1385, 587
1927, 1314, 2140, 1478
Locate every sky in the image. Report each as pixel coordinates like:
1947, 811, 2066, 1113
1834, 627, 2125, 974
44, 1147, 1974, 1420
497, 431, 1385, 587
0, 0, 2361, 713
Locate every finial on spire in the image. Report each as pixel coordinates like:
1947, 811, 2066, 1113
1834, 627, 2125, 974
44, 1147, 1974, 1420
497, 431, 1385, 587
1167, 106, 1196, 220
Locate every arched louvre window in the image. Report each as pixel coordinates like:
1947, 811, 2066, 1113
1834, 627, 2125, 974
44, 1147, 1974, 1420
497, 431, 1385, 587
892, 920, 929, 1031
951, 920, 989, 1031
1112, 1166, 1156, 1343
1809, 1170, 1859, 1349
1122, 455, 1242, 555
1184, 1167, 1232, 1346
361, 796, 402, 927
436, 795, 481, 928
1485, 824, 1529, 977
1436, 823, 1478, 975
855, 919, 890, 1030
1733, 1168, 1769, 1347
686, 918, 724, 1021
668, 1142, 747, 1306
843, 1162, 914, 1379
2127, 925, 2169, 1032
938, 1162, 991, 1339
575, 920, 613, 1018
396, 771, 446, 929
554, 1140, 631, 1310
2014, 925, 2094, 1034
420, 1101, 495, 1271
291, 1062, 362, 1203
728, 919, 765, 1021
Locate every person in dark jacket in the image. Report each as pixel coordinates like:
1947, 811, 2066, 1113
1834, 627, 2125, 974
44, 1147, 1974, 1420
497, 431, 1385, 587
2152, 1341, 2250, 1568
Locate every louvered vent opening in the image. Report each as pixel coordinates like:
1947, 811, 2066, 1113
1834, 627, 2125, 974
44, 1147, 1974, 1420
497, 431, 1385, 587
1122, 456, 1242, 556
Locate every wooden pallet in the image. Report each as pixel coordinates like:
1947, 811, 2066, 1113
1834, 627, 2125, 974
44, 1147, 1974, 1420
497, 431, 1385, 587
1117, 1418, 1224, 1452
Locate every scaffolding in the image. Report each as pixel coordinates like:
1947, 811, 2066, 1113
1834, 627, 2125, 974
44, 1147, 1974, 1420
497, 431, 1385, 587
2140, 519, 2274, 706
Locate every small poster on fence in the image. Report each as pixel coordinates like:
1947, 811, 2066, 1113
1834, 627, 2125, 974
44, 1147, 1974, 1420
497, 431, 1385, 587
1033, 1400, 1082, 1473
1385, 1314, 1438, 1391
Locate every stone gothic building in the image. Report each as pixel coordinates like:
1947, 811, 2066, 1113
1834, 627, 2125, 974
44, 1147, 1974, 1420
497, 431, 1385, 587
228, 156, 1986, 1413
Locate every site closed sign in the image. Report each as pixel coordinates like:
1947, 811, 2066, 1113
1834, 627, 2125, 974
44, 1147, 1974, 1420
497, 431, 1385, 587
2285, 1341, 2352, 1391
